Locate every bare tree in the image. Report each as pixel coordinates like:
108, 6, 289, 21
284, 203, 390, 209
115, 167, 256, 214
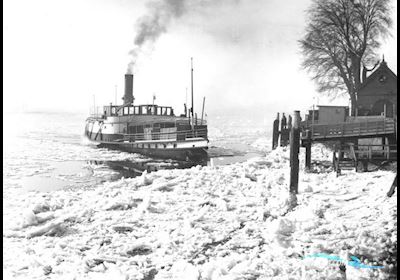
299, 0, 392, 115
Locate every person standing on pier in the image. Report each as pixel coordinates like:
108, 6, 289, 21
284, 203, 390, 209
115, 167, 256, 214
272, 113, 280, 149
281, 113, 287, 130
280, 113, 288, 146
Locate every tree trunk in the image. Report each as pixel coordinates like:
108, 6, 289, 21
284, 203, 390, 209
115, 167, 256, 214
350, 93, 357, 116
350, 55, 361, 117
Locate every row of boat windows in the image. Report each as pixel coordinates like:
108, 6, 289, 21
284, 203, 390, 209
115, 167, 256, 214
104, 105, 175, 116
132, 143, 177, 149
124, 123, 176, 134
103, 123, 175, 130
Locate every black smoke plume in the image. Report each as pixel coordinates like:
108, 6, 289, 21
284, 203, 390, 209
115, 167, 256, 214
127, 0, 186, 73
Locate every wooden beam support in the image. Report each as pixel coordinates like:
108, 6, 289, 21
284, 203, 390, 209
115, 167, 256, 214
387, 175, 397, 197
305, 142, 311, 170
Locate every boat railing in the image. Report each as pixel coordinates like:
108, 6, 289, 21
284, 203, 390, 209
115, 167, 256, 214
88, 113, 106, 120
191, 119, 207, 125
122, 127, 208, 142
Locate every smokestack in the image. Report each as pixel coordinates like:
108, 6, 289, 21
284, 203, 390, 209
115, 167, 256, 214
123, 74, 134, 104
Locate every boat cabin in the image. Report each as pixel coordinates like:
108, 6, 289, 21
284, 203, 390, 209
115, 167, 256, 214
103, 104, 175, 117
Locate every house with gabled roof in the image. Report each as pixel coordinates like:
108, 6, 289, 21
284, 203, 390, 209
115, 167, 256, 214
356, 58, 397, 117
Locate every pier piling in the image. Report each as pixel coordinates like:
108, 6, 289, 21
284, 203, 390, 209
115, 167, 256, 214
305, 142, 311, 170
289, 111, 301, 194
305, 129, 312, 170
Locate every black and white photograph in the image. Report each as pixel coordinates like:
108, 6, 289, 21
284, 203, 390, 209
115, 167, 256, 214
3, 0, 397, 279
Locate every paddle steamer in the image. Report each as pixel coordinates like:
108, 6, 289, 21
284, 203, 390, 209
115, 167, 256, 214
85, 62, 208, 161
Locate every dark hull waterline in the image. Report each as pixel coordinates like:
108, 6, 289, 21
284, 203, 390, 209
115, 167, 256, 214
98, 141, 208, 161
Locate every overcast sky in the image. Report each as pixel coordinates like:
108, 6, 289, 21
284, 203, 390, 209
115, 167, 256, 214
3, 0, 397, 118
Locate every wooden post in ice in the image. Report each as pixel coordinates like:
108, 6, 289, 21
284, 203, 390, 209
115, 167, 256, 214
305, 130, 312, 170
289, 111, 300, 194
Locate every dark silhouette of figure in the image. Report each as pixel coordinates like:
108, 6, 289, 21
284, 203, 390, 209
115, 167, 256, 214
272, 113, 280, 149
287, 115, 292, 130
280, 113, 289, 146
281, 113, 287, 130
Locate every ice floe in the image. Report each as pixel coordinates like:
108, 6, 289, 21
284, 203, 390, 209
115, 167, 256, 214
3, 143, 397, 279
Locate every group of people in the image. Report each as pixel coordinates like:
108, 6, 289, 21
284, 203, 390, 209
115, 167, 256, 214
272, 113, 293, 149
280, 113, 293, 130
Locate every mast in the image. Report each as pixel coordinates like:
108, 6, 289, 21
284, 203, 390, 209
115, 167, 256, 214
201, 96, 205, 125
115, 85, 117, 105
185, 87, 188, 117
93, 94, 95, 116
191, 57, 194, 123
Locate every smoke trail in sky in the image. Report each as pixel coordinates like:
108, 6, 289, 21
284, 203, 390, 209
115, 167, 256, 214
127, 0, 241, 73
127, 0, 186, 73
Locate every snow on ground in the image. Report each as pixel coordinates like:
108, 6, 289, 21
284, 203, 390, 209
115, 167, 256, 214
3, 144, 397, 280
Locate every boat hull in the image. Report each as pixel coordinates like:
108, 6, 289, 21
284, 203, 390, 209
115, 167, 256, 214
98, 141, 208, 161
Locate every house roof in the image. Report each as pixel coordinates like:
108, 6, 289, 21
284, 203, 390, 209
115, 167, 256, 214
358, 59, 397, 92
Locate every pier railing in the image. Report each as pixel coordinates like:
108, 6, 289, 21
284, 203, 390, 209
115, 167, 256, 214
301, 117, 395, 140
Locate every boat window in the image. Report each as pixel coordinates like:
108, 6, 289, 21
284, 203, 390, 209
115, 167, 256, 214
164, 122, 175, 128
123, 107, 128, 115
129, 107, 134, 115
111, 107, 116, 115
142, 106, 148, 115
156, 107, 162, 115
134, 107, 139, 114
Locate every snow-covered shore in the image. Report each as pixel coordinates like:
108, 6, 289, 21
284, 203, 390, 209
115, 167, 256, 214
3, 144, 397, 279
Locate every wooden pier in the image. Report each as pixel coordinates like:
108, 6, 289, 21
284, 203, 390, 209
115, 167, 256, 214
272, 110, 397, 196
300, 116, 397, 171
301, 117, 396, 142
332, 143, 397, 175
